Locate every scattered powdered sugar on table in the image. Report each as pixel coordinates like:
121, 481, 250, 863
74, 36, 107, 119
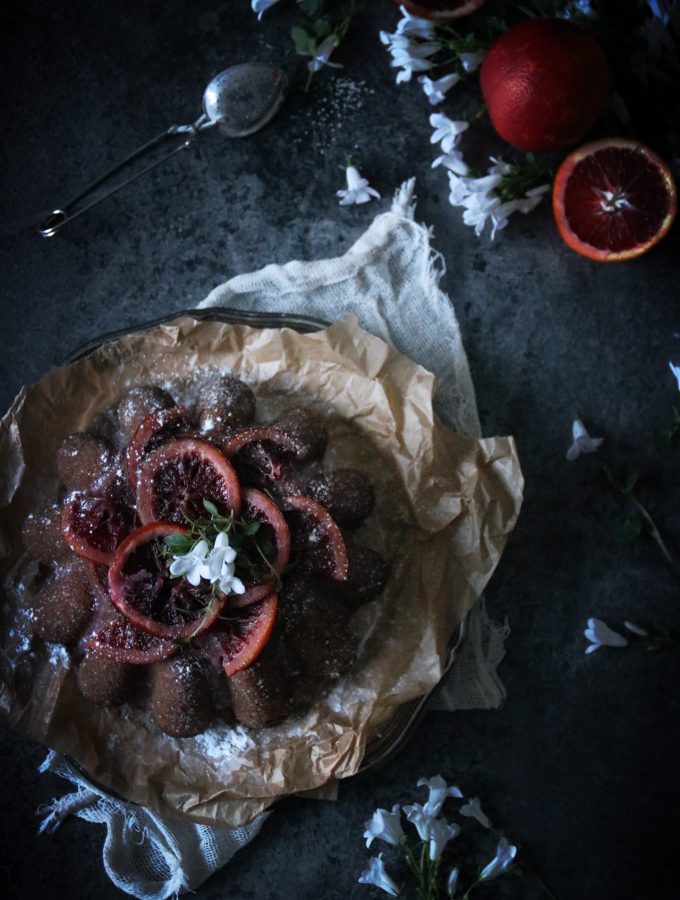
294, 77, 377, 157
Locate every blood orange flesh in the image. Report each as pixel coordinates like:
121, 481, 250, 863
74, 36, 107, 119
61, 493, 135, 565
194, 593, 278, 676
553, 139, 677, 262
282, 494, 348, 581
108, 522, 226, 640
229, 488, 291, 609
86, 612, 177, 664
137, 438, 241, 525
126, 405, 192, 492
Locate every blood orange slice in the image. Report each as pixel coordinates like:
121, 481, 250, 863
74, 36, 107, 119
393, 0, 486, 18
86, 613, 177, 664
194, 593, 278, 676
553, 139, 677, 262
61, 493, 135, 565
137, 438, 241, 525
126, 405, 192, 492
282, 494, 348, 581
108, 522, 227, 640
222, 426, 304, 485
230, 488, 291, 608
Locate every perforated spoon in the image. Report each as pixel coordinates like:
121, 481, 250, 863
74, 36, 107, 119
38, 64, 288, 238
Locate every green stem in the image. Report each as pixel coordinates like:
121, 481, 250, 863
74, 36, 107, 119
627, 492, 674, 564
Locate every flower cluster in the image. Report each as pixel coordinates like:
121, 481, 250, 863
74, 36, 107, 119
169, 529, 245, 596
358, 775, 518, 899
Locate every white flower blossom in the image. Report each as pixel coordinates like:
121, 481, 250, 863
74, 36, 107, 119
459, 797, 491, 829
358, 854, 400, 897
307, 34, 343, 73
560, 0, 596, 19
389, 41, 441, 83
669, 361, 680, 390
430, 114, 469, 153
396, 5, 437, 39
363, 805, 405, 849
624, 621, 649, 637
419, 73, 461, 105
432, 150, 469, 176
427, 817, 460, 861
417, 775, 463, 817
251, 0, 281, 20
480, 837, 518, 881
584, 618, 629, 654
198, 531, 245, 596
403, 803, 432, 841
458, 51, 484, 73
447, 867, 460, 897
169, 539, 210, 586
566, 418, 604, 461
337, 165, 380, 206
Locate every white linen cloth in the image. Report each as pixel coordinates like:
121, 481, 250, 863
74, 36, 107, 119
37, 180, 510, 897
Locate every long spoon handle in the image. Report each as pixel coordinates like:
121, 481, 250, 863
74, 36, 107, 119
38, 115, 212, 237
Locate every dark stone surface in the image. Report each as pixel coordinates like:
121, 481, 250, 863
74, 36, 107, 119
1, 1, 678, 899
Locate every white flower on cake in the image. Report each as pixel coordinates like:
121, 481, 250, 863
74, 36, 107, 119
363, 804, 405, 848
337, 166, 381, 206
566, 418, 604, 461
358, 854, 400, 897
584, 618, 629, 654
480, 837, 518, 881
420, 73, 461, 105
168, 539, 209, 586
170, 531, 245, 595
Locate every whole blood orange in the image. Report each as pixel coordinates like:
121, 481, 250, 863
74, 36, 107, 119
480, 19, 610, 152
393, 0, 486, 18
552, 138, 677, 262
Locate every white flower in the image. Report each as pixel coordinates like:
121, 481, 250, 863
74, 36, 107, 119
308, 34, 343, 73
480, 837, 518, 881
427, 817, 460, 861
459, 50, 484, 72
358, 854, 400, 897
459, 797, 491, 829
419, 73, 461, 105
403, 803, 431, 840
447, 867, 460, 898
251, 0, 281, 20
169, 539, 210, 586
560, 0, 595, 19
624, 621, 649, 637
396, 6, 437, 39
337, 165, 381, 206
566, 418, 604, 461
647, 0, 676, 24
389, 41, 441, 83
417, 775, 463, 817
432, 150, 469, 176
430, 114, 469, 153
669, 361, 680, 390
584, 618, 629, 654
363, 805, 405, 849
199, 530, 237, 581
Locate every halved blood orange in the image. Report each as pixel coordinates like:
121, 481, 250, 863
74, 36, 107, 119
61, 493, 135, 565
126, 405, 192, 492
108, 522, 227, 640
194, 593, 278, 676
230, 488, 291, 608
553, 138, 677, 262
393, 0, 485, 18
137, 438, 241, 525
282, 494, 348, 581
86, 612, 177, 664
222, 426, 304, 485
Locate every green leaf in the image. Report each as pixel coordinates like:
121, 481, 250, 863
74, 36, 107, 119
202, 498, 220, 516
242, 521, 262, 537
291, 24, 315, 56
611, 517, 643, 544
311, 17, 332, 39
164, 534, 193, 554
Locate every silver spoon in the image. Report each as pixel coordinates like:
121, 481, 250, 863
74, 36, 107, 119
38, 63, 288, 238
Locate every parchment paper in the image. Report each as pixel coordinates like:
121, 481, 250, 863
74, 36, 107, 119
0, 314, 523, 827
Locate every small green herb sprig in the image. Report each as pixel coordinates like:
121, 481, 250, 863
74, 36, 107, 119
602, 465, 674, 566
162, 498, 278, 586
